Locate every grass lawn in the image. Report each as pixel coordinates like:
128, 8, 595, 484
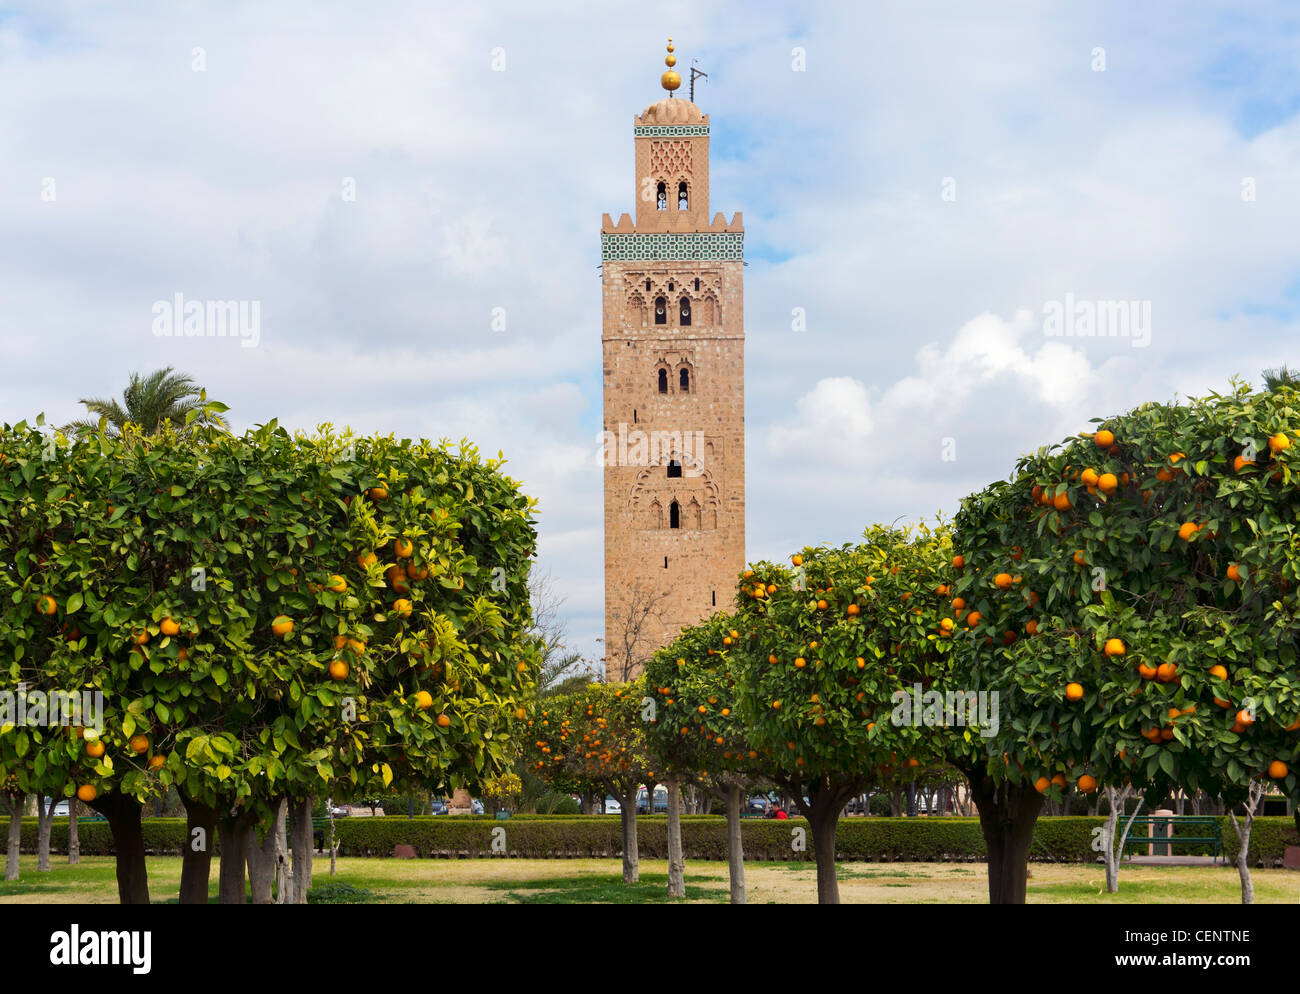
1, 856, 1296, 903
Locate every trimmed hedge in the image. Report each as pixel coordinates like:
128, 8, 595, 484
15, 815, 1298, 865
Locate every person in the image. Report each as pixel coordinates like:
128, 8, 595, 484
773, 805, 788, 820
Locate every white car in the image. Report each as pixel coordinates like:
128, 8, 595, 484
603, 796, 622, 815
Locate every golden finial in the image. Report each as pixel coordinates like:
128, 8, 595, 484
661, 37, 681, 93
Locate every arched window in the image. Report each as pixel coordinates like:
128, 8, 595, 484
654, 296, 667, 325
678, 181, 689, 209
656, 182, 667, 211
694, 278, 700, 291
645, 279, 652, 291
667, 460, 682, 478
669, 500, 680, 529
657, 368, 668, 394
679, 367, 690, 392
679, 297, 691, 326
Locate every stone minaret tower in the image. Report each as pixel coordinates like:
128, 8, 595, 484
600, 39, 745, 682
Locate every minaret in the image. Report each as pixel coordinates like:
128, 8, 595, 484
600, 39, 746, 682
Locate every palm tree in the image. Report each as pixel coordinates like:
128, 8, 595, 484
64, 367, 229, 437
1262, 365, 1299, 391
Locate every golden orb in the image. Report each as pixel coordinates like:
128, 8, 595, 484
665, 54, 677, 67
661, 69, 681, 91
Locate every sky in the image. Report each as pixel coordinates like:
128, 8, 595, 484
2, 1, 1299, 670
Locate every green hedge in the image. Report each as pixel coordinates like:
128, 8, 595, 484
15, 815, 1298, 864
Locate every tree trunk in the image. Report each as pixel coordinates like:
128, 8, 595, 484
805, 798, 843, 905
68, 796, 80, 865
288, 797, 313, 903
246, 798, 286, 904
217, 808, 256, 904
91, 792, 150, 904
37, 794, 58, 872
618, 794, 639, 884
1102, 785, 1142, 893
4, 792, 22, 881
726, 783, 746, 904
665, 776, 685, 898
1228, 781, 1265, 906
968, 770, 1044, 905
177, 793, 217, 904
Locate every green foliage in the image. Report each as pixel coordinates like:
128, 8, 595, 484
523, 680, 653, 796
0, 418, 540, 824
950, 383, 1300, 803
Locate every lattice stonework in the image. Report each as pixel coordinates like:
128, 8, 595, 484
602, 232, 744, 262
634, 125, 710, 137
650, 140, 692, 179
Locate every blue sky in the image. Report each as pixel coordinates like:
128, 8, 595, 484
2, 1, 1298, 669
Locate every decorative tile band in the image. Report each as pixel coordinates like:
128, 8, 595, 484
601, 231, 744, 262
634, 125, 710, 137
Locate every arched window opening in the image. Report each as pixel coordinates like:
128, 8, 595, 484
679, 367, 690, 392
711, 590, 716, 606
645, 279, 652, 291
679, 297, 692, 326
656, 182, 667, 211
694, 278, 700, 291
633, 409, 638, 424
667, 460, 682, 478
678, 181, 689, 209
654, 296, 667, 325
669, 500, 680, 529
664, 556, 669, 568
657, 368, 668, 394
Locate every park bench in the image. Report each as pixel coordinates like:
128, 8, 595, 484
1120, 815, 1223, 863
285, 816, 331, 851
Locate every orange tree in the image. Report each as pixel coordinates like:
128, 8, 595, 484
730, 522, 961, 904
644, 611, 759, 902
523, 680, 652, 883
0, 417, 540, 903
951, 383, 1300, 903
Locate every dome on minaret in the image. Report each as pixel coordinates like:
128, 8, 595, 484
637, 97, 705, 125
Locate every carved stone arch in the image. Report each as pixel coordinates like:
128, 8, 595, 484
648, 497, 663, 530
686, 496, 702, 530
626, 291, 646, 328
675, 355, 696, 394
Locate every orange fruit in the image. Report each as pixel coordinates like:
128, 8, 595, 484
1034, 776, 1050, 793
1053, 491, 1071, 511
76, 784, 97, 803
1226, 564, 1241, 582
1094, 430, 1114, 448
993, 572, 1013, 590
1098, 473, 1118, 493
368, 486, 388, 501
329, 658, 350, 681
1208, 664, 1228, 681
160, 617, 180, 636
952, 597, 966, 611
1072, 550, 1087, 566
856, 657, 865, 668
847, 603, 860, 616
326, 574, 347, 593
1268, 760, 1289, 779
1137, 663, 1157, 680
1233, 454, 1252, 473
1025, 619, 1039, 635
953, 555, 966, 569
1065, 682, 1083, 702
1079, 468, 1099, 487
816, 600, 828, 611
414, 691, 433, 710
392, 598, 413, 618
1268, 432, 1290, 453
772, 700, 782, 710
1156, 662, 1177, 683
1177, 521, 1199, 541
271, 615, 294, 638
1078, 774, 1098, 793
1050, 774, 1067, 789
1104, 638, 1125, 657
131, 628, 150, 645
357, 551, 378, 569
85, 740, 105, 758
36, 595, 57, 616
1214, 696, 1233, 709
791, 554, 803, 566
1236, 709, 1255, 728
129, 735, 149, 754
939, 617, 955, 633
148, 754, 166, 771
965, 611, 982, 628
436, 713, 451, 728
394, 537, 413, 559
794, 657, 807, 669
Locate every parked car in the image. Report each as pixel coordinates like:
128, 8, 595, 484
329, 804, 351, 818
636, 785, 669, 814
429, 800, 448, 815
603, 796, 622, 815
45, 799, 70, 817
747, 795, 770, 815
471, 799, 485, 815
